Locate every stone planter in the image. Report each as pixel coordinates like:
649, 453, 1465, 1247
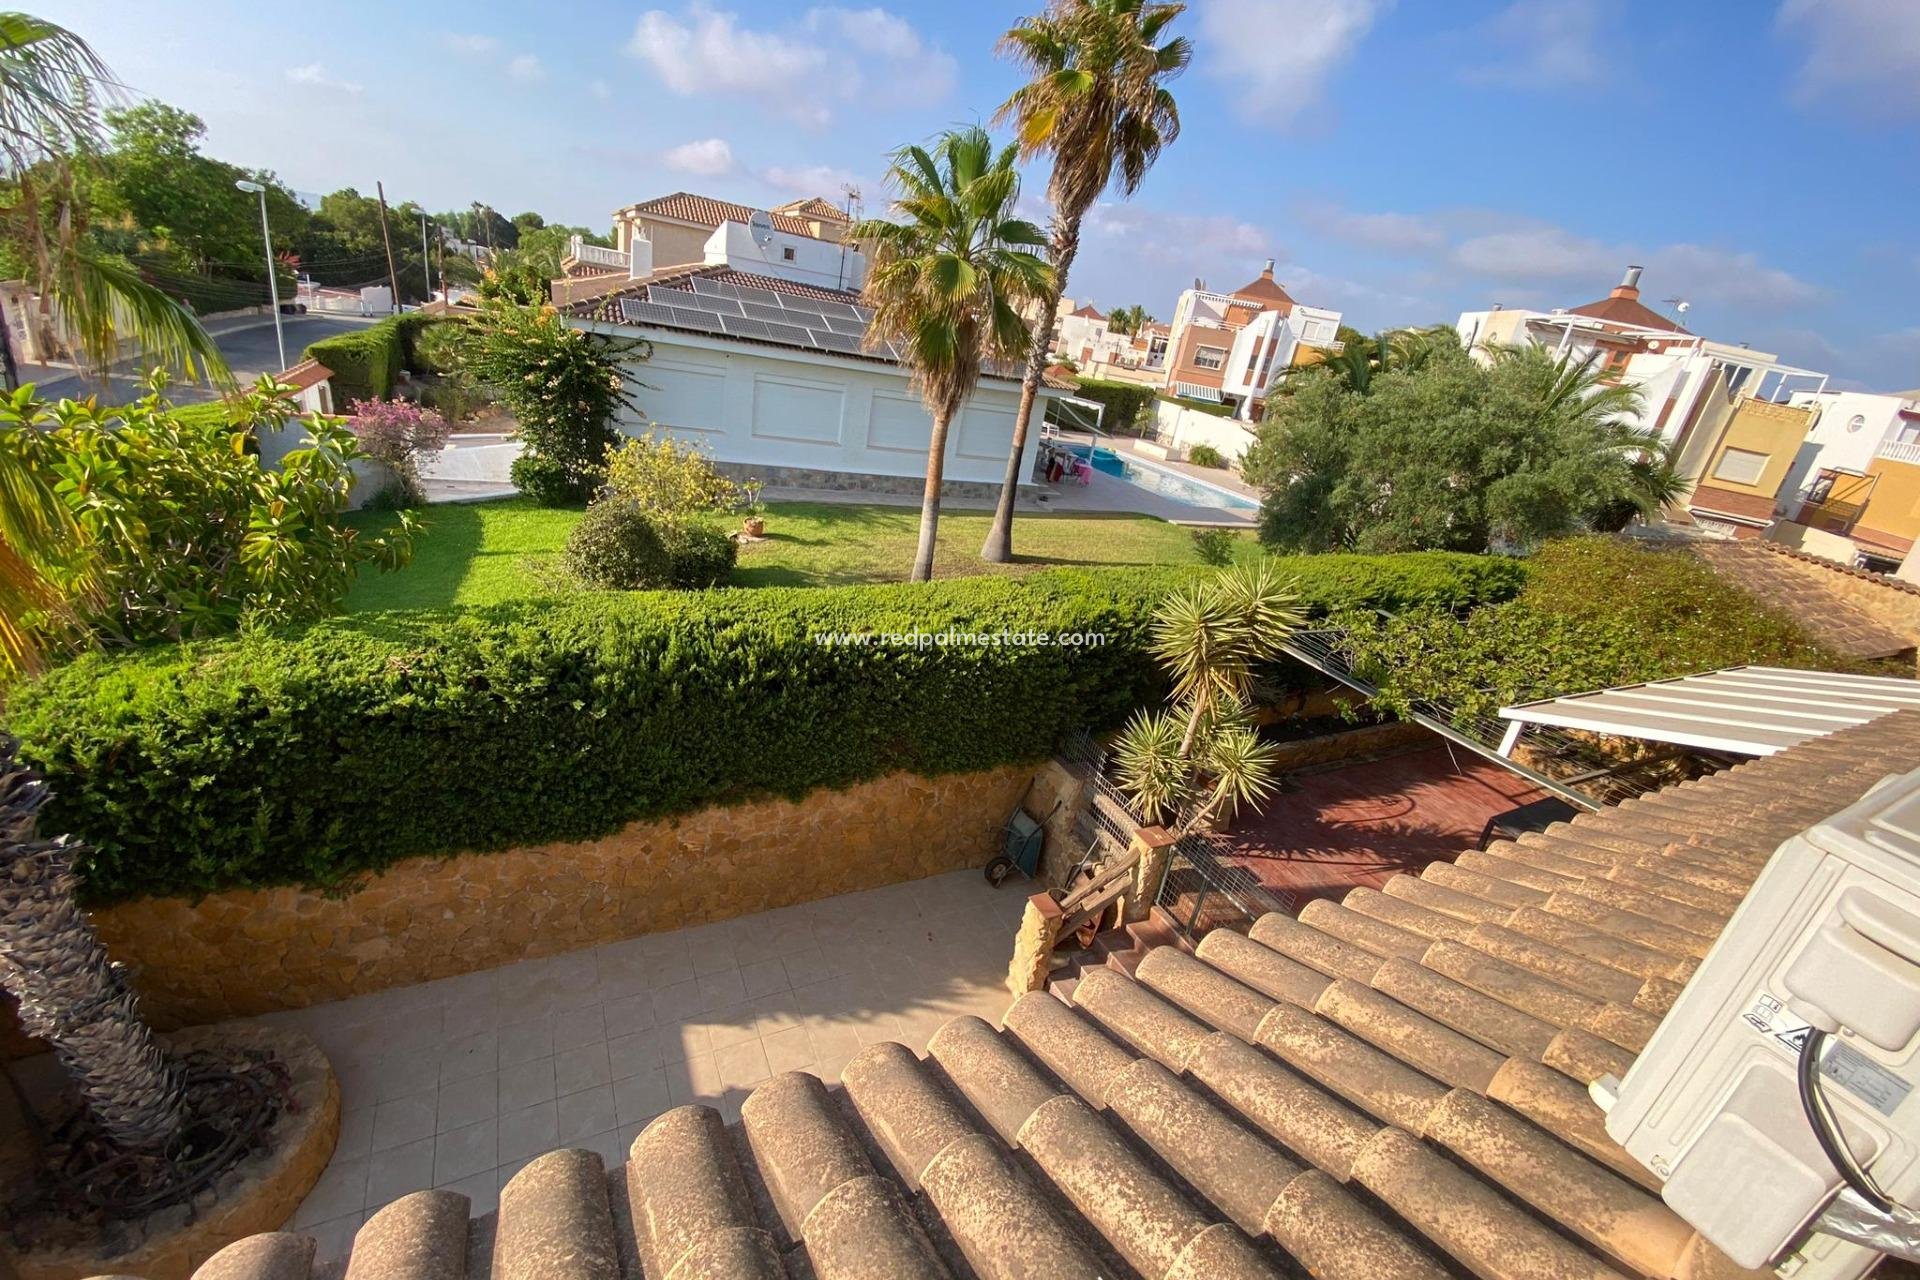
742, 515, 766, 538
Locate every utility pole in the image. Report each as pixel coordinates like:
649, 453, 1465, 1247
375, 181, 403, 313
419, 212, 436, 303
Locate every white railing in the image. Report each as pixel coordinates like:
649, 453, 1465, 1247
568, 236, 630, 270
1879, 439, 1920, 465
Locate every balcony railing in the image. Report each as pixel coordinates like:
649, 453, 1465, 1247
1879, 439, 1920, 465
568, 236, 630, 271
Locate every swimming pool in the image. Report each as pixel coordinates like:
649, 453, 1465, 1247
1066, 443, 1259, 512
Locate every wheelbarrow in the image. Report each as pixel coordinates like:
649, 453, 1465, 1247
985, 780, 1062, 887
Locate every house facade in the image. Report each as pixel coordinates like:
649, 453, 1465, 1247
1160, 261, 1342, 419
560, 235, 1063, 500
560, 192, 855, 292
1776, 389, 1920, 570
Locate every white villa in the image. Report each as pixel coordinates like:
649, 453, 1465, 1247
1160, 262, 1343, 420
558, 206, 1067, 498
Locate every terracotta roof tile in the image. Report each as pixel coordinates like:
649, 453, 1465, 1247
622, 191, 820, 238
152, 711, 1920, 1280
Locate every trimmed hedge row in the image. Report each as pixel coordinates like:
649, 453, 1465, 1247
304, 313, 438, 403
9, 554, 1525, 902
1072, 376, 1158, 434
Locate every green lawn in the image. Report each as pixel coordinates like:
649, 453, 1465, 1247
344, 498, 1252, 611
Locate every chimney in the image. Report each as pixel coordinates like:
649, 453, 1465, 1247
628, 233, 653, 281
1261, 257, 1276, 277
1612, 265, 1642, 300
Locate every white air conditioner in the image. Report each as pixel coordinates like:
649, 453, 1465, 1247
1603, 770, 1920, 1275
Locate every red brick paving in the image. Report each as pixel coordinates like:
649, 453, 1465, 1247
1218, 743, 1545, 906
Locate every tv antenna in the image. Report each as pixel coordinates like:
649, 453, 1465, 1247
1664, 296, 1691, 316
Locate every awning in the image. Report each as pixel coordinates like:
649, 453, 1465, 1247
1172, 382, 1223, 403
1497, 665, 1920, 757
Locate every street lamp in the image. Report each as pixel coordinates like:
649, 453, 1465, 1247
234, 179, 287, 372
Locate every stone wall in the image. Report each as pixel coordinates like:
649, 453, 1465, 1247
28, 765, 1032, 1034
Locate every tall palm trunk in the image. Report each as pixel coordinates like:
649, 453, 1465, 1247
0, 743, 189, 1152
981, 210, 1084, 563
913, 410, 954, 581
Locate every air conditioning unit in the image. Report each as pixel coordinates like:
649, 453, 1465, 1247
1602, 770, 1920, 1275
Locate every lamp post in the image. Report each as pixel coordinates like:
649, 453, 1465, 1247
234, 179, 287, 372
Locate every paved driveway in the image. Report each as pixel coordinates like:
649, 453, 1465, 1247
17, 314, 374, 405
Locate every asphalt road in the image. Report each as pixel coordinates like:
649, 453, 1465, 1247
18, 314, 374, 405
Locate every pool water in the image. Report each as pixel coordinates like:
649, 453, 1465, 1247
1066, 443, 1258, 512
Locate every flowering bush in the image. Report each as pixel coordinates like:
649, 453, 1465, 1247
347, 398, 451, 502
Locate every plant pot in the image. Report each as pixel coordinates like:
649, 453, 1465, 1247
742, 516, 766, 538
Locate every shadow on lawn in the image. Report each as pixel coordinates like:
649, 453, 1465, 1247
351, 501, 488, 610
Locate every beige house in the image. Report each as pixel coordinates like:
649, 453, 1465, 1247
561, 193, 850, 282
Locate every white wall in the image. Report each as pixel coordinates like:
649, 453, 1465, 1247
705, 221, 865, 290
1153, 398, 1258, 463
610, 329, 1043, 488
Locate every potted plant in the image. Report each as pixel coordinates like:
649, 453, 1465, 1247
739, 479, 766, 539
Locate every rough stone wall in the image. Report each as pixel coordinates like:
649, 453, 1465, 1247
42, 765, 1030, 1033
1688, 540, 1920, 664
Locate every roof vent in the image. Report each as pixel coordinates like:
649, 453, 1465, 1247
1612, 265, 1643, 300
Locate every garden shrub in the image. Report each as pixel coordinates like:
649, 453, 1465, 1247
9, 551, 1523, 900
560, 500, 672, 589
1166, 395, 1236, 418
346, 398, 450, 502
1187, 443, 1225, 468
604, 432, 741, 519
1072, 376, 1157, 436
508, 454, 578, 507
304, 313, 443, 403
660, 521, 739, 588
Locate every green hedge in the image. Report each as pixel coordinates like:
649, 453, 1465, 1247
305, 313, 439, 404
9, 554, 1524, 902
1162, 394, 1237, 418
1072, 376, 1159, 435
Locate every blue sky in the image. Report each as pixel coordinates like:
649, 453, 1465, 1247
42, 0, 1920, 389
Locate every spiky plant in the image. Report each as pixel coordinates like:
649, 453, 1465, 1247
853, 127, 1053, 581
980, 0, 1190, 564
1111, 561, 1302, 833
0, 738, 188, 1151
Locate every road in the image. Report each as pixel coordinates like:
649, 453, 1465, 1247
17, 314, 375, 405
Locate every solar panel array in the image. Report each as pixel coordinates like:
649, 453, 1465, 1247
619, 278, 899, 359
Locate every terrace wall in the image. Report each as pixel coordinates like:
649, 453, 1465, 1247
6, 763, 1057, 1044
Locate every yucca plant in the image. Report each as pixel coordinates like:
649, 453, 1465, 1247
1112, 561, 1303, 835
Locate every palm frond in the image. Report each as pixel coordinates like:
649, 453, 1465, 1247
46, 249, 231, 386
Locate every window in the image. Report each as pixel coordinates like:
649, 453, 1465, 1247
1807, 471, 1838, 504
1193, 345, 1227, 370
781, 246, 796, 261
1711, 447, 1771, 486
1847, 414, 1867, 434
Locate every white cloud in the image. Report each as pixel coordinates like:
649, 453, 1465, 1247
1645, 244, 1820, 310
1451, 225, 1615, 280
1446, 222, 1819, 310
1197, 0, 1386, 124
507, 54, 546, 83
626, 3, 955, 127
285, 63, 363, 94
1299, 201, 1446, 254
1460, 0, 1608, 89
1083, 203, 1272, 269
662, 137, 736, 176
445, 33, 500, 57
1778, 0, 1920, 114
589, 79, 612, 102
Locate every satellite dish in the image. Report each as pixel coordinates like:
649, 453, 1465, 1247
1665, 296, 1691, 315
748, 209, 774, 246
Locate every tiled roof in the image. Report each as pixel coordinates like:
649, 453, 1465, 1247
620, 192, 819, 238
566, 266, 1059, 390
1686, 484, 1778, 525
144, 711, 1920, 1280
1568, 295, 1691, 334
272, 358, 332, 392
1070, 303, 1105, 320
1687, 540, 1918, 659
1229, 264, 1296, 312
771, 196, 850, 222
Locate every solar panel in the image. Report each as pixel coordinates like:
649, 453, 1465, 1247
810, 330, 863, 354
666, 306, 724, 333
674, 292, 742, 316
852, 305, 876, 323
822, 315, 867, 336
690, 278, 739, 299
719, 315, 773, 340
618, 299, 680, 327
647, 286, 698, 306
808, 299, 861, 320
733, 284, 781, 305
762, 321, 814, 347
738, 301, 792, 325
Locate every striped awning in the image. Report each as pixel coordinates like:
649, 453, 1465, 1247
1498, 665, 1920, 757
1172, 381, 1223, 403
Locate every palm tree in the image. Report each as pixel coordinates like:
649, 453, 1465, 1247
0, 408, 91, 678
854, 128, 1053, 581
0, 738, 190, 1152
1108, 303, 1152, 336
0, 12, 226, 386
980, 0, 1190, 564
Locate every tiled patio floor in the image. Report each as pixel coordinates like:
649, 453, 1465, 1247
268, 869, 1026, 1263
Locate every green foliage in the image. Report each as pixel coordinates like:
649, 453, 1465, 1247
12, 570, 1175, 900
1338, 535, 1845, 726
660, 520, 740, 588
304, 315, 429, 403
560, 500, 672, 589
1164, 395, 1235, 418
1191, 527, 1233, 566
1072, 376, 1156, 435
0, 376, 415, 651
1186, 443, 1225, 468
603, 432, 740, 520
451, 297, 640, 504
1244, 342, 1668, 554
